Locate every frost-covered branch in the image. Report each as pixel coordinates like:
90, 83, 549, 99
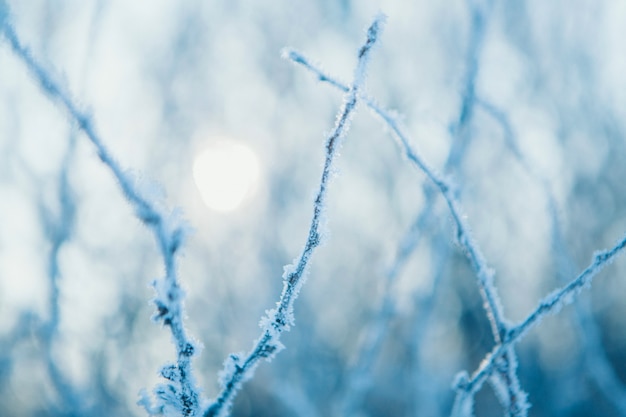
512, 235, 626, 343
202, 14, 386, 417
553, 213, 626, 415
285, 50, 506, 337
333, 6, 512, 410
286, 47, 531, 415
451, 230, 626, 414
482, 94, 626, 415
1, 13, 201, 417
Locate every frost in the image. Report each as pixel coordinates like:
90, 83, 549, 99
160, 364, 181, 382
202, 16, 386, 417
453, 371, 470, 391
6, 3, 626, 416
352, 13, 386, 88
218, 354, 246, 390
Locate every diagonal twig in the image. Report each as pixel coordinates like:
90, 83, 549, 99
203, 14, 387, 417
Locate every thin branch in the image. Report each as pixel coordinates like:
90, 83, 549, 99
1, 17, 200, 417
285, 50, 534, 417
203, 14, 386, 417
287, 22, 535, 410
480, 93, 626, 415
452, 230, 626, 410
285, 49, 508, 341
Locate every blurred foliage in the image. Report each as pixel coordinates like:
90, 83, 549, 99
1, 0, 626, 416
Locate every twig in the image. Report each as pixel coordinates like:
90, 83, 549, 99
286, 47, 529, 416
451, 230, 626, 412
1, 16, 201, 417
203, 14, 386, 417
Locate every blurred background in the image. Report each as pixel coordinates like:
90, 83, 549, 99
1, 0, 626, 416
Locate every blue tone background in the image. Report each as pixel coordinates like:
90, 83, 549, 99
1, 1, 626, 416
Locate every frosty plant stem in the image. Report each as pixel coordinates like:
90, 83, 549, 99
289, 6, 509, 413
1, 15, 201, 417
1, 8, 386, 416
285, 50, 508, 341
286, 49, 530, 413
451, 230, 626, 415
203, 14, 386, 417
287, 44, 626, 417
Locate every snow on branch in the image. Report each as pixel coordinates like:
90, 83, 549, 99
203, 14, 386, 417
285, 33, 507, 349
451, 230, 626, 415
285, 22, 626, 417
4, 4, 624, 416
285, 46, 531, 416
1, 13, 201, 417
480, 92, 626, 414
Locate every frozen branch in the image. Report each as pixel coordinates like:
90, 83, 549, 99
285, 48, 527, 412
203, 14, 386, 417
481, 93, 626, 414
1, 15, 200, 417
451, 230, 626, 414
286, 49, 506, 333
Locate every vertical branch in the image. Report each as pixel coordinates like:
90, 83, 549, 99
37, 134, 80, 413
203, 14, 386, 417
338, 212, 426, 416
286, 8, 510, 410
338, 200, 449, 416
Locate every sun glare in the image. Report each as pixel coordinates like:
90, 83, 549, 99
192, 140, 261, 212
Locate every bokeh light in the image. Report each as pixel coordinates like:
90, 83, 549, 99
192, 140, 260, 212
